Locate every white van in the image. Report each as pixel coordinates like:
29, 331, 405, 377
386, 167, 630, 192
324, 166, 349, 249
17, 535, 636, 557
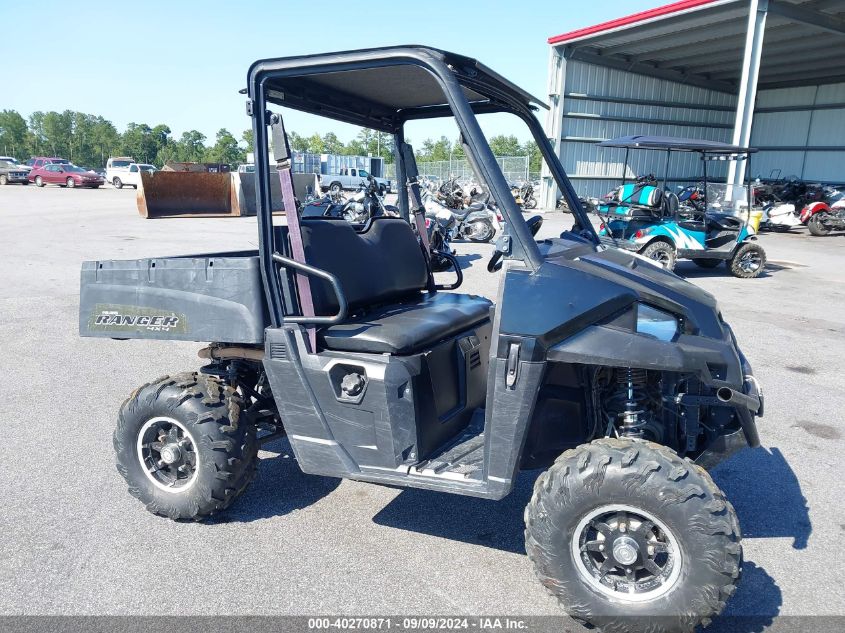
105, 157, 135, 188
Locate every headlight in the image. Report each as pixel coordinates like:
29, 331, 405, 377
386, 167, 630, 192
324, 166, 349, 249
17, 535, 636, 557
636, 304, 678, 341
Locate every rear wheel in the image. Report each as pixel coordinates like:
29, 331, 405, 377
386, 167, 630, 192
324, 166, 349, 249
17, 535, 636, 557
692, 258, 722, 269
114, 372, 258, 520
329, 182, 342, 196
641, 240, 676, 271
113, 177, 123, 189
729, 242, 766, 278
525, 438, 742, 633
807, 212, 832, 236
35, 176, 44, 187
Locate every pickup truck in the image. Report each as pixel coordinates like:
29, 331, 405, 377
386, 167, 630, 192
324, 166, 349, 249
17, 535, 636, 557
109, 160, 157, 189
321, 167, 391, 195
105, 156, 136, 189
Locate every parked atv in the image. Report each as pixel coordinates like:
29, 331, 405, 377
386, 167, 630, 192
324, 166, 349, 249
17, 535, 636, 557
80, 47, 763, 633
596, 136, 766, 278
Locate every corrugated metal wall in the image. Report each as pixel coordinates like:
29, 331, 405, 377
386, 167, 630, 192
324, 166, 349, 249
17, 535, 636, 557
545, 60, 845, 205
553, 60, 738, 199
752, 82, 845, 184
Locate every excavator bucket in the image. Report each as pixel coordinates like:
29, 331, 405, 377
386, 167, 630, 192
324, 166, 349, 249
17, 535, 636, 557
137, 171, 237, 218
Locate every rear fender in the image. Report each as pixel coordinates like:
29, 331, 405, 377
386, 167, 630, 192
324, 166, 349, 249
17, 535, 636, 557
800, 201, 829, 223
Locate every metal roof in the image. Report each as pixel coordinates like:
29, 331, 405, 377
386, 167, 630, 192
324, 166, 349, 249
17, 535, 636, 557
248, 46, 548, 132
598, 135, 758, 153
548, 0, 845, 92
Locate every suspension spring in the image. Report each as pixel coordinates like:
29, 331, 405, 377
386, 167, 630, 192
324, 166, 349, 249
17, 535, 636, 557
618, 368, 648, 438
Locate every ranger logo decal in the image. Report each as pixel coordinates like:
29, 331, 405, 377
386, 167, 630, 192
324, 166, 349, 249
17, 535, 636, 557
89, 304, 188, 333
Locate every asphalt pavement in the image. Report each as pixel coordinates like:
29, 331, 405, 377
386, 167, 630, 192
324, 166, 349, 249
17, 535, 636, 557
0, 185, 843, 628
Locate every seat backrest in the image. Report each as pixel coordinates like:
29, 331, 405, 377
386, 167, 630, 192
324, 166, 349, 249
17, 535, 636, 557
296, 217, 429, 316
665, 192, 679, 215
616, 183, 663, 208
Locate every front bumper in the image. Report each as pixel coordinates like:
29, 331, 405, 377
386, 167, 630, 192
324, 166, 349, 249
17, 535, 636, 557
694, 350, 763, 469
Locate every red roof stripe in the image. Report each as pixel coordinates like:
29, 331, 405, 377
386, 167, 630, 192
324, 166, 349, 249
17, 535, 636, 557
548, 0, 719, 45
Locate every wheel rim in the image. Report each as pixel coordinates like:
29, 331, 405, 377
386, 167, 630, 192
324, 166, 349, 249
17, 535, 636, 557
811, 214, 830, 232
136, 417, 199, 493
35, 176, 42, 186
649, 247, 672, 267
738, 249, 762, 273
571, 503, 682, 602
470, 221, 493, 241
67, 178, 74, 188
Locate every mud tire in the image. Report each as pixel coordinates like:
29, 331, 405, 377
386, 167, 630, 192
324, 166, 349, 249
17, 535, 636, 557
525, 438, 742, 633
114, 372, 258, 520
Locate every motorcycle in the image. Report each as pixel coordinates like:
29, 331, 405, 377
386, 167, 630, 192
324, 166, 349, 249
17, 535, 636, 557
759, 200, 804, 232
511, 182, 537, 209
437, 178, 467, 210
800, 185, 845, 236
301, 175, 396, 223
422, 190, 500, 242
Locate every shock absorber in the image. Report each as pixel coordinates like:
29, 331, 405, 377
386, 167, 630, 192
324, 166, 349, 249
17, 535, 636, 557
618, 368, 648, 438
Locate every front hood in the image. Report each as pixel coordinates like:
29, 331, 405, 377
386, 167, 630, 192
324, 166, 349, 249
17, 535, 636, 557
497, 235, 724, 350
542, 236, 722, 337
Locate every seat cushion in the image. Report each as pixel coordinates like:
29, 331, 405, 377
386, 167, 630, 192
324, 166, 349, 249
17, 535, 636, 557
318, 292, 492, 354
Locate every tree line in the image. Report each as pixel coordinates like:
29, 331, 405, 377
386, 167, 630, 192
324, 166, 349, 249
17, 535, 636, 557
0, 108, 541, 172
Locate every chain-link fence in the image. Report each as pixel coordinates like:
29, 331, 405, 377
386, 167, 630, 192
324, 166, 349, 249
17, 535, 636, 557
385, 155, 529, 183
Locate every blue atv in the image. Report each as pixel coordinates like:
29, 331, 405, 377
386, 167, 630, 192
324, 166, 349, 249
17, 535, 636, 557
595, 136, 766, 279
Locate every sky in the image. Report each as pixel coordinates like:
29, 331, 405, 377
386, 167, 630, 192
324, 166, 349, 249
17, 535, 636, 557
4, 0, 661, 146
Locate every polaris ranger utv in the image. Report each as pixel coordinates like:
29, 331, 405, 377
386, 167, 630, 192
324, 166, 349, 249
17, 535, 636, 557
80, 47, 763, 632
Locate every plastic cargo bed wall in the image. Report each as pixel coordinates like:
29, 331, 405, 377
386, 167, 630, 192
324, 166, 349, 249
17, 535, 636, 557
79, 254, 268, 343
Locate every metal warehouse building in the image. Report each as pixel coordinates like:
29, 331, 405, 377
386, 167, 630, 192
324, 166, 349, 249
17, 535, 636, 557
540, 0, 845, 207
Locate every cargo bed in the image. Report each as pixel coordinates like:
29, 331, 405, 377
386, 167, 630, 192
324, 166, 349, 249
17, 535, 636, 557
79, 252, 269, 343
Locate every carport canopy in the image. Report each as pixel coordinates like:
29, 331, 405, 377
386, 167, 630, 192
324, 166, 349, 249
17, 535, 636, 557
548, 0, 845, 93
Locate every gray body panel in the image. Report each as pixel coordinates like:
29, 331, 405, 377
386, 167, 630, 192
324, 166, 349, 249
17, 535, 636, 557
79, 253, 268, 343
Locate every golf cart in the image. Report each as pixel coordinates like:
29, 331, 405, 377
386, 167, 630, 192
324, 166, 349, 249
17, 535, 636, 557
596, 136, 766, 278
80, 47, 763, 632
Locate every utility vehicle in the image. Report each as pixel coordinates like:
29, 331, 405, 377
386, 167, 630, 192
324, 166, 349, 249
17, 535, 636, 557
596, 136, 766, 278
80, 47, 763, 633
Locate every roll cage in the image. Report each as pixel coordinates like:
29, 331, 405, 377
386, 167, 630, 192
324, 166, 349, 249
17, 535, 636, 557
246, 45, 596, 326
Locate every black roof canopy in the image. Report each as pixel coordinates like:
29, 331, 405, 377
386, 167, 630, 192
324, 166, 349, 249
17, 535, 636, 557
599, 135, 758, 154
247, 46, 548, 132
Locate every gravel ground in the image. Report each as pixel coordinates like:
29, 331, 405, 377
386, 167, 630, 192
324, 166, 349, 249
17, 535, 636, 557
0, 185, 843, 629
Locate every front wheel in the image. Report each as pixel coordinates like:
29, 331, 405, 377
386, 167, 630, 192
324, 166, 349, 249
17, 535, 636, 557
525, 438, 741, 633
640, 240, 676, 271
729, 242, 766, 278
807, 212, 832, 236
114, 372, 258, 520
66, 177, 75, 188
466, 218, 495, 242
524, 197, 538, 210
0, 175, 7, 186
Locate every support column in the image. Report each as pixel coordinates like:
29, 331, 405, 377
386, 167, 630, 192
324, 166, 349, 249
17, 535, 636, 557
541, 46, 566, 209
730, 0, 769, 187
